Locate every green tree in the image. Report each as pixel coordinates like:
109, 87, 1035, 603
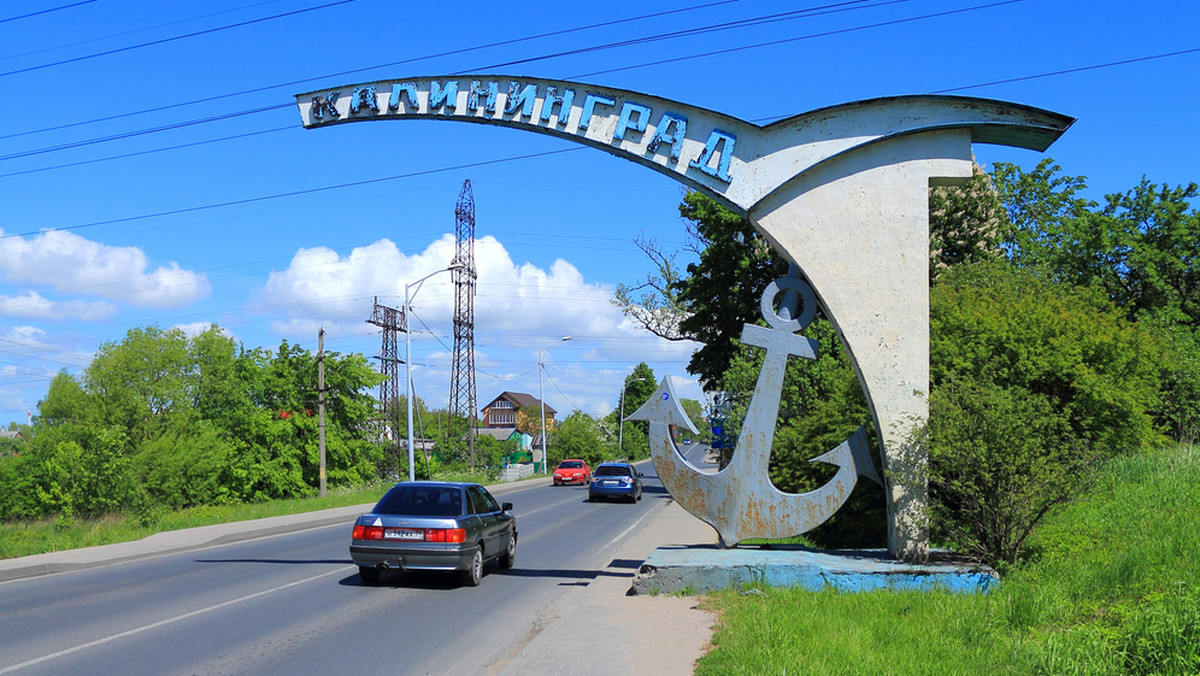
991, 159, 1096, 274
679, 398, 706, 442
611, 363, 657, 459
672, 193, 788, 389
20, 329, 383, 517
992, 161, 1200, 442
550, 410, 607, 467
614, 193, 787, 389
995, 160, 1200, 327
84, 326, 192, 444
189, 325, 249, 425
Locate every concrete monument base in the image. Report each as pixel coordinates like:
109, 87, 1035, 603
631, 545, 997, 595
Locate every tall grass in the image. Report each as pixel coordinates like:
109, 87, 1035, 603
696, 446, 1200, 675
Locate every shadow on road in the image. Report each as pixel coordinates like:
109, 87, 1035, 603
195, 558, 354, 565
334, 562, 637, 590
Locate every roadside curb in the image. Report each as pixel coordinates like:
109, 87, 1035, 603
0, 475, 554, 584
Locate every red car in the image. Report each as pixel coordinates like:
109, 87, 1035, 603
553, 459, 591, 485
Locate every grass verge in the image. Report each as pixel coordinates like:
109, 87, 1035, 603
695, 445, 1200, 675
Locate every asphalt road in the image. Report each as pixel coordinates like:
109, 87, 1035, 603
0, 462, 687, 676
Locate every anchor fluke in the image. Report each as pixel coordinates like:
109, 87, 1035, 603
809, 426, 883, 487
625, 377, 698, 434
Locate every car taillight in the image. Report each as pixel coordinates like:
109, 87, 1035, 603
425, 528, 466, 543
353, 524, 384, 540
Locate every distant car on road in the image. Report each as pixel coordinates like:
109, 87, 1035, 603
553, 459, 591, 485
350, 482, 516, 587
588, 462, 644, 503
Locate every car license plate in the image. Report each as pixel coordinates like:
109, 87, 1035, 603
384, 528, 424, 540
603, 480, 618, 486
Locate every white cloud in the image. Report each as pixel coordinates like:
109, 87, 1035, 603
253, 236, 458, 317
0, 229, 210, 309
253, 234, 702, 417
0, 290, 117, 320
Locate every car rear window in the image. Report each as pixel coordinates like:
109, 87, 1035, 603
374, 485, 463, 517
595, 465, 632, 477
559, 461, 582, 469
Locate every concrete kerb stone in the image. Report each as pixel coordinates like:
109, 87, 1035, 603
0, 474, 554, 584
632, 546, 999, 595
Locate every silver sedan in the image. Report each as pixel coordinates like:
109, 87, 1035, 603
350, 482, 516, 586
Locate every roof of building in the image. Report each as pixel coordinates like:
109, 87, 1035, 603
475, 427, 522, 442
482, 391, 556, 416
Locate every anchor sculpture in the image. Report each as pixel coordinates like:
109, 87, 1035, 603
627, 274, 881, 546
295, 75, 1072, 560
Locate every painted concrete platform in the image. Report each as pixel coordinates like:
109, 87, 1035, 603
631, 545, 998, 594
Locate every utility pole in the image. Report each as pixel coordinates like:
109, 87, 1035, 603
318, 327, 326, 497
450, 179, 478, 471
368, 297, 404, 478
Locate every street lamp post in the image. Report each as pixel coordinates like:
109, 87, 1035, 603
537, 336, 571, 473
405, 262, 465, 482
618, 375, 652, 456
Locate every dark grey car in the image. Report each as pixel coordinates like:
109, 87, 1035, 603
350, 482, 516, 586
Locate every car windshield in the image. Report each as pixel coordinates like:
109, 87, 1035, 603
595, 465, 632, 477
558, 461, 582, 469
374, 485, 463, 517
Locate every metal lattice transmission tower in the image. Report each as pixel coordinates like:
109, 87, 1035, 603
367, 297, 404, 477
449, 179, 478, 468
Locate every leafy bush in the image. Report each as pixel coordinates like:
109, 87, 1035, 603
926, 380, 1094, 567
4, 326, 384, 522
927, 261, 1166, 566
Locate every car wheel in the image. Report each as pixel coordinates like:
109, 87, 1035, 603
358, 566, 380, 585
462, 546, 484, 586
499, 534, 516, 569
588, 495, 595, 502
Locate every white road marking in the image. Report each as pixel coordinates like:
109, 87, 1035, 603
516, 493, 589, 518
593, 501, 662, 557
0, 566, 353, 674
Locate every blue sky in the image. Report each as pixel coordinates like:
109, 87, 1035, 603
1, 0, 1197, 426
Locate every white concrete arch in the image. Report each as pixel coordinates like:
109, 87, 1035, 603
296, 77, 1072, 561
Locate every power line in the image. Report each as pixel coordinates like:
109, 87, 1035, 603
3, 0, 290, 61
0, 0, 363, 79
574, 0, 1026, 78
2, 0, 745, 143
0, 126, 292, 179
931, 46, 1200, 94
0, 0, 1050, 176
0, 104, 287, 162
0, 0, 894, 160
479, 0, 898, 73
2, 148, 583, 240
0, 0, 102, 25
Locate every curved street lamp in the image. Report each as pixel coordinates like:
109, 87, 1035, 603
405, 261, 466, 482
537, 336, 571, 473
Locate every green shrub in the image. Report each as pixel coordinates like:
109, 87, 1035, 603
927, 261, 1166, 566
